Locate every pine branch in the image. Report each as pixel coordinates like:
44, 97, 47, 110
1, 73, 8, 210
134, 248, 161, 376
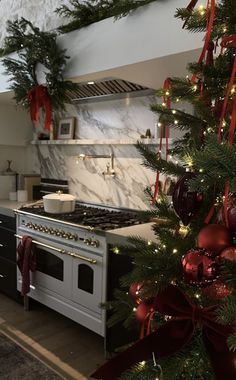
221, 260, 236, 288
189, 135, 236, 192
217, 294, 236, 325
56, 0, 159, 34
228, 330, 236, 352
136, 142, 185, 176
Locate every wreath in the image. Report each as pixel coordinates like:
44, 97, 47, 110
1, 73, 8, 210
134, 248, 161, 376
2, 18, 78, 131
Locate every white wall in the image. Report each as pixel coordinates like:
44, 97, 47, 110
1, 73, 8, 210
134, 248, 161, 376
0, 104, 32, 145
0, 104, 37, 174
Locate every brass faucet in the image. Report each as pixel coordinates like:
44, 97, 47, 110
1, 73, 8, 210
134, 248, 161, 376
76, 153, 116, 178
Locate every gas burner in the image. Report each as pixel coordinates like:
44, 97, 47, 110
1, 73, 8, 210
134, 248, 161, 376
19, 203, 148, 231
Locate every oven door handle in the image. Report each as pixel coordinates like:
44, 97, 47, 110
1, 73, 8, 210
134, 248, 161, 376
15, 234, 97, 264
15, 234, 66, 255
67, 251, 97, 265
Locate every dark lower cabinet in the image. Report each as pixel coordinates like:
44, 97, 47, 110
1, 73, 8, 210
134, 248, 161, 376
106, 246, 139, 354
0, 214, 17, 300
0, 257, 16, 299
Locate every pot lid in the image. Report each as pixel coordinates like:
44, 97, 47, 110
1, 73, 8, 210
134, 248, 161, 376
43, 192, 75, 201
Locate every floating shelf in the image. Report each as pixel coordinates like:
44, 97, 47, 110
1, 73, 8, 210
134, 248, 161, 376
31, 138, 174, 146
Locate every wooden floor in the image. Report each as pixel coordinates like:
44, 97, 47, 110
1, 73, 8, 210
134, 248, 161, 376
0, 292, 104, 379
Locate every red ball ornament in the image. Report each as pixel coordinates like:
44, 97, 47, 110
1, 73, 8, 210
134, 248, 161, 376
129, 283, 143, 304
172, 172, 202, 226
182, 248, 218, 287
202, 279, 232, 300
220, 246, 236, 262
135, 300, 154, 323
197, 224, 232, 256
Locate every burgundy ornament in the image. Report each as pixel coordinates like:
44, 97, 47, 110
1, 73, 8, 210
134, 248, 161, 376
202, 247, 236, 299
182, 248, 218, 287
172, 172, 202, 226
202, 279, 232, 300
135, 300, 154, 324
129, 283, 143, 305
197, 224, 232, 256
220, 246, 236, 262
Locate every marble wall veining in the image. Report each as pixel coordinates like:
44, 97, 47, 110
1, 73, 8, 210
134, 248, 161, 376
37, 95, 177, 210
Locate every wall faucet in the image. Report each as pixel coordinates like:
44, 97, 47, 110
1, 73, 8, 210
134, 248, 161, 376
76, 153, 115, 178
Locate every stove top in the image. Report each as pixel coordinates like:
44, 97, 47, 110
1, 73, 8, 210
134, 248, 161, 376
19, 203, 148, 231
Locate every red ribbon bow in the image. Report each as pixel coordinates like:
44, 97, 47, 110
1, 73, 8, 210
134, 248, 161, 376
27, 85, 52, 131
91, 285, 236, 380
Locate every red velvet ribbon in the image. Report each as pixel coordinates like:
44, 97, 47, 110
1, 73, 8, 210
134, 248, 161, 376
215, 35, 236, 227
27, 85, 52, 131
182, 0, 199, 28
152, 78, 171, 204
205, 36, 236, 224
190, 0, 215, 83
91, 285, 236, 380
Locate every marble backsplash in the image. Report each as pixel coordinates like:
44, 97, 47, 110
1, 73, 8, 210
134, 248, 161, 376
36, 95, 174, 210
64, 95, 159, 140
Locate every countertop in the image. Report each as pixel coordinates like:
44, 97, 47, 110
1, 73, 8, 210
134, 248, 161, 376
106, 222, 158, 245
0, 200, 28, 217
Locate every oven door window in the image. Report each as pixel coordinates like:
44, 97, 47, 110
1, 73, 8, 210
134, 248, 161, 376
71, 252, 103, 314
78, 264, 94, 294
36, 248, 63, 281
30, 245, 72, 299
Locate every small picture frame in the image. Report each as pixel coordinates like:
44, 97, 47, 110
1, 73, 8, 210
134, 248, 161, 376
57, 117, 75, 139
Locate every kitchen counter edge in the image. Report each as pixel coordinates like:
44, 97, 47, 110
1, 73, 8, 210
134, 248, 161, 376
0, 200, 28, 217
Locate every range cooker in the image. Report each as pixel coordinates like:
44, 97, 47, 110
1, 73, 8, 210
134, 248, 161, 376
15, 197, 148, 337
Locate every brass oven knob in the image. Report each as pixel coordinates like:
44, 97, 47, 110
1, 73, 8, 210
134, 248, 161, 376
44, 227, 49, 233
39, 225, 44, 231
34, 225, 39, 230
84, 238, 92, 246
49, 228, 55, 235
60, 230, 65, 237
91, 239, 100, 248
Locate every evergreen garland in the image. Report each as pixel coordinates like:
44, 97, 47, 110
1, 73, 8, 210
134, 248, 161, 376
2, 18, 78, 113
56, 0, 158, 34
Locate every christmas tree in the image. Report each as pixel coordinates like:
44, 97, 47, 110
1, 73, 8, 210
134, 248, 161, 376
92, 0, 236, 379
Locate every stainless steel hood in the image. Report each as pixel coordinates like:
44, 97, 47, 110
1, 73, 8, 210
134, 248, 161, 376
67, 78, 155, 103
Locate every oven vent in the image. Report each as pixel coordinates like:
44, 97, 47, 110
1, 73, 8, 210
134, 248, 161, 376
67, 78, 155, 103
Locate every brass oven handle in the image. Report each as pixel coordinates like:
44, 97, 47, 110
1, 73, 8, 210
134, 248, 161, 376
15, 234, 97, 264
67, 251, 97, 264
15, 234, 66, 255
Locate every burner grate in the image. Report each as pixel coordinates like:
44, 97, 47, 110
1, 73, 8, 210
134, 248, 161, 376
19, 204, 147, 230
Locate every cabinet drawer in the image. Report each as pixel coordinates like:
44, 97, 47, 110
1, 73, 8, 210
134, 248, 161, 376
0, 229, 16, 261
0, 258, 17, 299
0, 214, 16, 231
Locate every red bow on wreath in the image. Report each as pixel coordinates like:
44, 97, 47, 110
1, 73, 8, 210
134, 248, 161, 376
91, 285, 236, 380
27, 85, 52, 131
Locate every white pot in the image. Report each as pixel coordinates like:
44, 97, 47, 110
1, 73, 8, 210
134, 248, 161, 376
43, 193, 76, 214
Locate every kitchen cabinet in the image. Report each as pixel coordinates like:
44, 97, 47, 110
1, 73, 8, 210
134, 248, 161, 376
0, 213, 17, 299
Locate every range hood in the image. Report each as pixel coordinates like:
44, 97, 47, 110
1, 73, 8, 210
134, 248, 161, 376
67, 78, 155, 103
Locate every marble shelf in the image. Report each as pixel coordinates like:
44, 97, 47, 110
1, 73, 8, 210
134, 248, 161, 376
31, 138, 173, 145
